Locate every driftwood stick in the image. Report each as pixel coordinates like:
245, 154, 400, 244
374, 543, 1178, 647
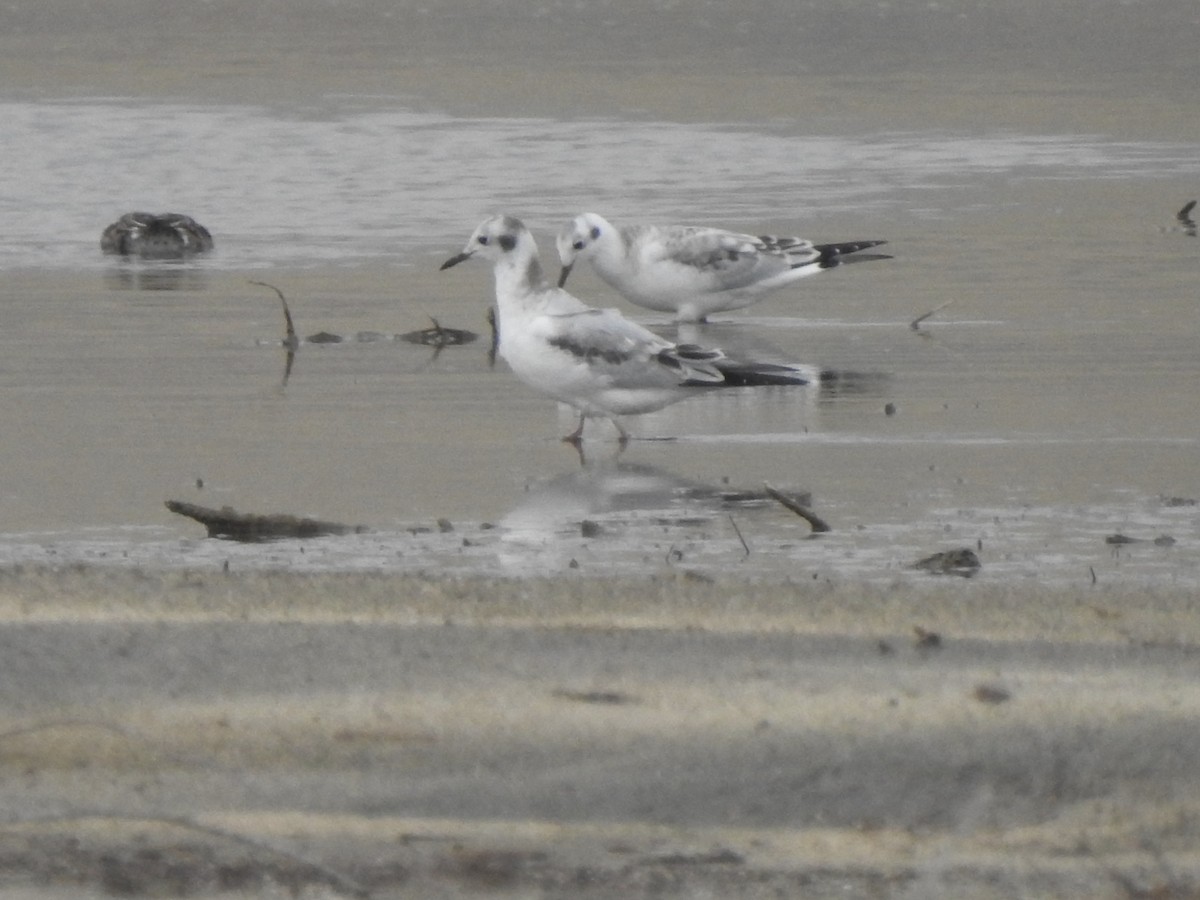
249, 280, 299, 349
763, 484, 831, 533
728, 515, 750, 557
910, 299, 956, 331
165, 500, 366, 542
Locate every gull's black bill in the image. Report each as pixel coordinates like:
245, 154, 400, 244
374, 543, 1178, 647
441, 251, 471, 270
556, 263, 574, 288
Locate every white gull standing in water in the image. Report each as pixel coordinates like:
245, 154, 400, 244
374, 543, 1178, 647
556, 212, 889, 323
441, 215, 818, 445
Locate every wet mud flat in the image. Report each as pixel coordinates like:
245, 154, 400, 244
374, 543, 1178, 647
1, 565, 1199, 899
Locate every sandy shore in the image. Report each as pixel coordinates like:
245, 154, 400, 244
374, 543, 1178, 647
0, 564, 1198, 898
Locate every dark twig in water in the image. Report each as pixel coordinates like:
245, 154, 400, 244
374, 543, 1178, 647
1177, 200, 1197, 237
763, 484, 830, 533
729, 515, 750, 557
249, 280, 298, 386
0, 812, 369, 898
910, 299, 956, 331
249, 280, 298, 350
430, 315, 448, 344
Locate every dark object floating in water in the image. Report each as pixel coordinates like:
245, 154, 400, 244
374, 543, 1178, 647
1106, 533, 1176, 547
552, 689, 637, 705
911, 547, 981, 576
1178, 200, 1197, 236
910, 299, 956, 332
763, 483, 830, 533
165, 499, 367, 542
305, 331, 343, 344
399, 316, 479, 347
1106, 533, 1140, 545
973, 683, 1012, 704
1160, 495, 1197, 507
101, 212, 214, 259
913, 625, 943, 649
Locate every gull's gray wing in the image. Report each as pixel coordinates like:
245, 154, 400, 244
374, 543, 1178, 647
534, 306, 724, 386
631, 225, 818, 292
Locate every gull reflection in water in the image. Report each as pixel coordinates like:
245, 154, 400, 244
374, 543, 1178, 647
497, 457, 809, 573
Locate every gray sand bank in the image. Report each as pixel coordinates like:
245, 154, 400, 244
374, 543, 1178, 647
0, 565, 1198, 898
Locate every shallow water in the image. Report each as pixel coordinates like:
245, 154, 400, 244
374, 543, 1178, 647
0, 1, 1197, 587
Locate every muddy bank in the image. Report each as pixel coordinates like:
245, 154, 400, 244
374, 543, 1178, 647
0, 565, 1198, 898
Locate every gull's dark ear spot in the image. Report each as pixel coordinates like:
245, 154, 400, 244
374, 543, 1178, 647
498, 234, 517, 252
590, 226, 601, 240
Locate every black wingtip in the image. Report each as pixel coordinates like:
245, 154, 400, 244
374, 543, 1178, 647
712, 361, 814, 387
813, 240, 891, 268
814, 241, 892, 269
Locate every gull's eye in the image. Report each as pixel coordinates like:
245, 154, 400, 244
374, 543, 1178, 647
477, 235, 489, 245
572, 240, 585, 251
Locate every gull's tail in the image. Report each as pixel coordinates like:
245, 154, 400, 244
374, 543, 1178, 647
711, 359, 820, 387
812, 240, 891, 269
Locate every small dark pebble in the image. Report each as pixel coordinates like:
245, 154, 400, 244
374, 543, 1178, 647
580, 519, 603, 538
973, 684, 1012, 704
914, 626, 942, 650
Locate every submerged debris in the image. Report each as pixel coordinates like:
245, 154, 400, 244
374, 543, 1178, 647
101, 212, 214, 259
398, 316, 479, 347
1106, 533, 1176, 547
552, 689, 637, 705
165, 500, 367, 542
973, 683, 1012, 704
1160, 495, 1197, 507
911, 547, 981, 577
1177, 199, 1197, 237
913, 626, 943, 650
763, 484, 830, 533
910, 299, 956, 332
306, 331, 344, 344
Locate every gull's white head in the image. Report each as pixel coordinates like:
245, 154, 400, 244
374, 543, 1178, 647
441, 215, 531, 270
555, 212, 610, 288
